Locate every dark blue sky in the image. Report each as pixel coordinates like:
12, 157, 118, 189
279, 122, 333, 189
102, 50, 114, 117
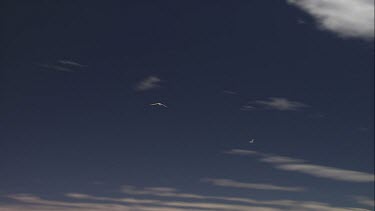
1, 1, 374, 210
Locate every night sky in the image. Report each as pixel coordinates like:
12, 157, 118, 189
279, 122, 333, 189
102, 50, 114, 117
1, 1, 374, 211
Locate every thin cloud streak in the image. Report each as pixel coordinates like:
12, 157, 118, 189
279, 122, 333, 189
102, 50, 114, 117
37, 59, 86, 72
240, 98, 308, 111
260, 156, 305, 164
202, 178, 306, 192
240, 105, 256, 111
255, 97, 308, 111
58, 60, 87, 67
353, 196, 375, 207
223, 90, 238, 95
38, 64, 75, 72
224, 149, 259, 155
226, 149, 375, 182
277, 164, 375, 182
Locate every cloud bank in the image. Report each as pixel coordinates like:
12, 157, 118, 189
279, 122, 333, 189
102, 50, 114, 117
1, 186, 371, 211
287, 0, 374, 39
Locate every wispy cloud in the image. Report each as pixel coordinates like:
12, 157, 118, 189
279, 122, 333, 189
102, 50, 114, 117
225, 149, 259, 155
37, 59, 86, 72
308, 113, 326, 119
240, 98, 308, 111
276, 164, 375, 182
287, 0, 374, 39
121, 185, 205, 199
226, 149, 375, 182
353, 196, 375, 207
58, 60, 87, 67
135, 76, 162, 91
1, 186, 371, 211
202, 178, 306, 192
255, 97, 308, 111
38, 64, 75, 72
240, 105, 256, 111
259, 155, 305, 164
223, 90, 238, 95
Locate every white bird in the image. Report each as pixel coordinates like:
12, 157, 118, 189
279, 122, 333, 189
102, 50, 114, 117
150, 102, 168, 108
249, 139, 255, 143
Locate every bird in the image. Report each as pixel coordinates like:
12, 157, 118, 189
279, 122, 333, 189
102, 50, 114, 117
249, 139, 255, 143
150, 102, 168, 108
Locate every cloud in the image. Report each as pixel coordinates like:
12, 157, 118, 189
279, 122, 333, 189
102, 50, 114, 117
121, 185, 206, 200
240, 98, 308, 112
224, 150, 304, 163
255, 97, 308, 111
135, 76, 162, 91
353, 196, 375, 207
287, 0, 374, 39
1, 187, 371, 211
202, 178, 306, 192
58, 60, 87, 67
223, 90, 238, 95
38, 64, 75, 72
259, 156, 305, 164
226, 149, 375, 182
240, 105, 256, 111
37, 60, 86, 72
308, 113, 326, 119
276, 164, 375, 182
225, 149, 259, 155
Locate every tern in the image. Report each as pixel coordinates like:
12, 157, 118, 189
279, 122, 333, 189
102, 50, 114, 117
249, 139, 255, 143
150, 102, 168, 108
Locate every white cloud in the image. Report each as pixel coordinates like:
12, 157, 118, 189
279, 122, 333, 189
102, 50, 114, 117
58, 60, 87, 67
240, 105, 256, 111
202, 178, 306, 192
226, 149, 375, 183
223, 90, 238, 95
37, 59, 86, 72
277, 164, 375, 182
2, 188, 371, 211
259, 155, 305, 164
225, 149, 259, 155
287, 0, 374, 39
255, 97, 308, 111
121, 185, 206, 199
353, 196, 375, 207
135, 76, 162, 91
38, 64, 75, 72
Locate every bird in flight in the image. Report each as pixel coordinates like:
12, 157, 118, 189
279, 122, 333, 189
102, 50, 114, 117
150, 102, 168, 108
249, 139, 255, 143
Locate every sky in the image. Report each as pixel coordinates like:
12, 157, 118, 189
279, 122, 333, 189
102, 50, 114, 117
0, 0, 374, 211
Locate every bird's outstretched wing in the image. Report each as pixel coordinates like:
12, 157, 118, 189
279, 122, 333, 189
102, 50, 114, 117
150, 102, 168, 108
